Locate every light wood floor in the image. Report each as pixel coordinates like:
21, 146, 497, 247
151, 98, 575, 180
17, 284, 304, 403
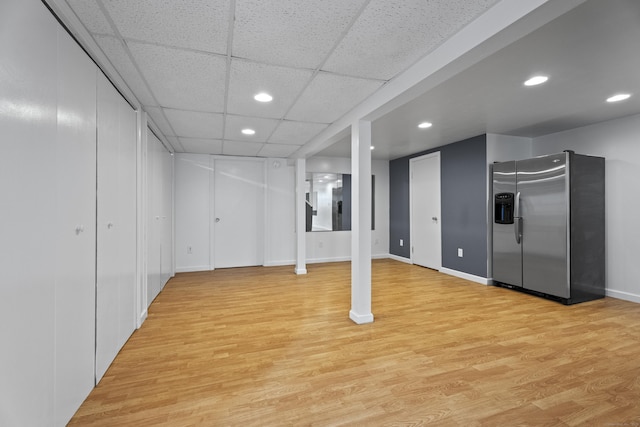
70, 259, 640, 426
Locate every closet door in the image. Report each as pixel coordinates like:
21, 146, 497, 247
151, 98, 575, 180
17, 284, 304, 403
54, 26, 97, 426
96, 74, 136, 382
0, 1, 58, 424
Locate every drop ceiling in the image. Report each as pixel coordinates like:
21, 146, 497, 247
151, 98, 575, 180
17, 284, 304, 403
57, 0, 639, 160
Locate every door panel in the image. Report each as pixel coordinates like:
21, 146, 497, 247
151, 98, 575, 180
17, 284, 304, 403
214, 159, 264, 268
410, 153, 441, 270
518, 153, 569, 298
492, 161, 522, 287
54, 27, 97, 425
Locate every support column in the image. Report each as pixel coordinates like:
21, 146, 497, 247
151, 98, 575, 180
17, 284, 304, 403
295, 158, 307, 275
350, 121, 373, 324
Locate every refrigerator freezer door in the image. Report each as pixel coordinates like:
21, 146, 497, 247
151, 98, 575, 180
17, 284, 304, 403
492, 161, 522, 287
518, 153, 570, 298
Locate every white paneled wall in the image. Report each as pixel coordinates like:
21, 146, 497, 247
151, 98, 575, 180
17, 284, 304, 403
0, 1, 172, 424
95, 73, 137, 383
147, 131, 174, 304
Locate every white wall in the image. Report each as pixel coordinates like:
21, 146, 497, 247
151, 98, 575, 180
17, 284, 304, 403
175, 154, 297, 271
306, 156, 390, 263
532, 114, 640, 302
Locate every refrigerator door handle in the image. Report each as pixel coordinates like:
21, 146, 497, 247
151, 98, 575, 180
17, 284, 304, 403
514, 192, 522, 244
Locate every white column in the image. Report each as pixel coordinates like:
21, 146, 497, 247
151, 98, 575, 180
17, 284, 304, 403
136, 110, 148, 328
295, 158, 307, 274
350, 121, 374, 324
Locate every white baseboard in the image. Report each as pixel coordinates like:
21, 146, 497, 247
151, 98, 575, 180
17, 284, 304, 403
388, 254, 412, 264
439, 267, 490, 285
137, 309, 147, 329
307, 256, 351, 264
295, 267, 307, 275
175, 265, 211, 273
606, 288, 640, 303
264, 260, 295, 267
349, 310, 374, 324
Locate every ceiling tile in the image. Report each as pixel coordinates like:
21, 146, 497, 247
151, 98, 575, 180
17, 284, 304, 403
145, 106, 175, 136
128, 42, 226, 112
66, 0, 114, 35
222, 141, 264, 157
101, 0, 229, 54
165, 109, 224, 139
323, 0, 499, 80
94, 35, 156, 106
269, 121, 328, 145
224, 115, 280, 143
227, 59, 313, 119
179, 137, 223, 155
233, 0, 367, 69
258, 143, 301, 158
286, 73, 383, 123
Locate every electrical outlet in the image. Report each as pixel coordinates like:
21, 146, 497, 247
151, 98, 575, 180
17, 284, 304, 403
458, 248, 463, 257
187, 246, 192, 254
400, 239, 404, 247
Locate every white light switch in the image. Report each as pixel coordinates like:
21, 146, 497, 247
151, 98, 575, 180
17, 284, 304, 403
458, 248, 463, 257
400, 239, 404, 247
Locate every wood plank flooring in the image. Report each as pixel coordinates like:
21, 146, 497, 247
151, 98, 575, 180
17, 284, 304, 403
70, 259, 640, 426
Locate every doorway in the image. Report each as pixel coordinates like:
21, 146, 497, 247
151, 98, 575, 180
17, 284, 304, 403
410, 152, 441, 270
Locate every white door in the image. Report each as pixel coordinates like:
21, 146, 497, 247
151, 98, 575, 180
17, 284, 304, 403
213, 159, 265, 268
410, 152, 441, 270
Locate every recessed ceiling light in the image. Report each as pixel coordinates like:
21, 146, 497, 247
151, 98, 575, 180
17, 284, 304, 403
370, 146, 375, 150
241, 128, 256, 135
524, 75, 548, 86
254, 92, 273, 103
607, 93, 631, 103
418, 122, 432, 129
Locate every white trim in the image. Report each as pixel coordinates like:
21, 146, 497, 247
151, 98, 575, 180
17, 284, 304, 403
175, 266, 212, 273
388, 254, 412, 264
138, 310, 148, 327
606, 289, 640, 304
307, 256, 351, 264
295, 268, 308, 275
264, 260, 295, 267
349, 310, 374, 324
439, 267, 490, 285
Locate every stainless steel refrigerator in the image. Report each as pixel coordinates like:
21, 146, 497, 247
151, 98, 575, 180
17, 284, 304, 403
492, 151, 605, 304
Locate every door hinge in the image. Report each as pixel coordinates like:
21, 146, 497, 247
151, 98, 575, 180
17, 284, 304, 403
412, 246, 414, 253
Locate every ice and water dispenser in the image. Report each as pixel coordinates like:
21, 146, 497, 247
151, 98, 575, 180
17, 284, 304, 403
494, 193, 515, 224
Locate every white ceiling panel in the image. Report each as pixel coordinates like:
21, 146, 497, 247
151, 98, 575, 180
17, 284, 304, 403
233, 0, 367, 69
145, 106, 175, 137
102, 0, 229, 54
165, 135, 181, 152
323, 0, 499, 80
222, 141, 264, 157
128, 42, 226, 112
258, 143, 300, 158
286, 72, 383, 123
94, 35, 156, 106
269, 120, 328, 145
224, 115, 280, 143
227, 59, 314, 119
164, 109, 224, 139
179, 138, 223, 155
66, 0, 114, 35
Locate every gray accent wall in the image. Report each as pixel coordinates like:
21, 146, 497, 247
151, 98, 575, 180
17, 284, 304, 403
389, 134, 488, 278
